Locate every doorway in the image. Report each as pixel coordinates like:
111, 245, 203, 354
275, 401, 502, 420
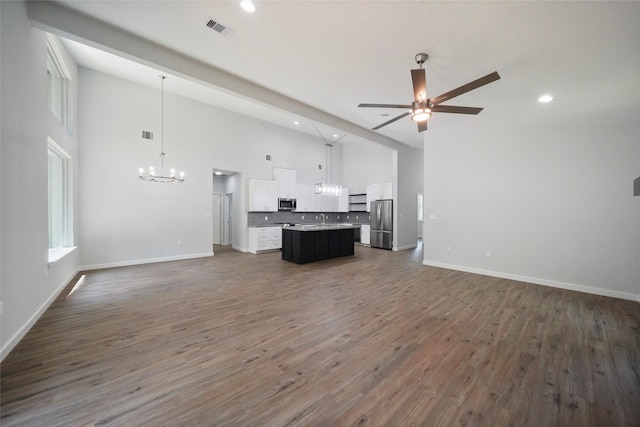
212, 193, 232, 246
212, 169, 238, 249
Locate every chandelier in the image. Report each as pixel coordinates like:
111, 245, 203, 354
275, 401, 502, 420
312, 123, 343, 196
139, 75, 185, 183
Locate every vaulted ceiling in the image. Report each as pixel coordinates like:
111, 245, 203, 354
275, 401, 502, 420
32, 1, 640, 149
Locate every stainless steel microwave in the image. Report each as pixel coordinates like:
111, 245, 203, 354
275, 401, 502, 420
278, 198, 296, 211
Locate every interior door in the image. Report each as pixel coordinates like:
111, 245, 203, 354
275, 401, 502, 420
223, 193, 232, 246
212, 194, 223, 245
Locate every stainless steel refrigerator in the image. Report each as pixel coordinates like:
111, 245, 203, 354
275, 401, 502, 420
370, 199, 392, 249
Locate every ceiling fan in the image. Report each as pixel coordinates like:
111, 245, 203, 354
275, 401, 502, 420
358, 53, 500, 132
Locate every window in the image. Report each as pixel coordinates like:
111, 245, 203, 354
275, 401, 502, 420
46, 35, 71, 131
417, 193, 424, 222
48, 138, 73, 259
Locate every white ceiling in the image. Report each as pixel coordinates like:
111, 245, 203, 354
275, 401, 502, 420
50, 1, 640, 149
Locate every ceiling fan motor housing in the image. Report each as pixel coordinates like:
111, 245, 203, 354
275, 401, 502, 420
415, 53, 429, 66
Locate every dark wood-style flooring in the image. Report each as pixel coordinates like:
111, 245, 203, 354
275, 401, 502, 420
2, 244, 639, 426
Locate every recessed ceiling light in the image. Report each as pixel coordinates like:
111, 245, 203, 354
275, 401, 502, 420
538, 94, 553, 103
333, 134, 338, 138
240, 0, 256, 13
214, 171, 223, 176
294, 121, 299, 125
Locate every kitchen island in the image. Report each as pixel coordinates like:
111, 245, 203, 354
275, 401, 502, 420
282, 224, 357, 264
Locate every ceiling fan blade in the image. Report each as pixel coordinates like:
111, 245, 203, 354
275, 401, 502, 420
432, 105, 484, 115
430, 71, 500, 105
372, 112, 411, 130
359, 103, 412, 109
417, 120, 428, 132
411, 68, 427, 102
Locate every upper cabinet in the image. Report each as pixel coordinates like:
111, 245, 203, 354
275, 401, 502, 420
338, 191, 349, 212
248, 179, 278, 212
295, 184, 315, 212
295, 184, 348, 213
366, 182, 392, 212
274, 167, 296, 199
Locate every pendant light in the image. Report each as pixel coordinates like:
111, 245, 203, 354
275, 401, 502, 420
312, 123, 343, 196
138, 75, 185, 183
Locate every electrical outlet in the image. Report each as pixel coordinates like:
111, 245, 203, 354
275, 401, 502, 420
428, 214, 437, 220
485, 250, 491, 257
264, 216, 268, 221
177, 241, 181, 246
446, 246, 451, 252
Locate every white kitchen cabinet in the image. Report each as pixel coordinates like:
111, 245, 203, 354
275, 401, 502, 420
293, 184, 346, 213
295, 184, 315, 212
360, 224, 371, 245
248, 179, 278, 212
248, 226, 282, 253
273, 168, 296, 199
316, 194, 334, 212
366, 182, 392, 212
338, 191, 349, 212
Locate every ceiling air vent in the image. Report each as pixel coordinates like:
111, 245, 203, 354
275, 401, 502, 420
141, 130, 154, 140
206, 18, 235, 37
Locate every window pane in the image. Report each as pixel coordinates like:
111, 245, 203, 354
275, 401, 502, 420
48, 139, 72, 254
48, 149, 64, 250
46, 38, 67, 126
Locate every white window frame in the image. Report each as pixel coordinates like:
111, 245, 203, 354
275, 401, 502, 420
46, 34, 72, 132
48, 138, 74, 262
417, 193, 424, 222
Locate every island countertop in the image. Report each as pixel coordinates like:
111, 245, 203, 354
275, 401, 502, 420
283, 223, 359, 232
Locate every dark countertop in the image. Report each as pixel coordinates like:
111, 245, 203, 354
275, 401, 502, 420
283, 223, 360, 232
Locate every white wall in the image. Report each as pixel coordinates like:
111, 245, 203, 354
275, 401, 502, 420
395, 147, 424, 250
342, 141, 394, 194
423, 128, 640, 301
78, 69, 344, 266
1, 1, 80, 360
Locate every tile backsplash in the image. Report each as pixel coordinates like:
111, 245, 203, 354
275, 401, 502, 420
247, 211, 370, 226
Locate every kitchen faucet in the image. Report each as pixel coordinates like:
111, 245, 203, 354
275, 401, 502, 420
320, 213, 325, 224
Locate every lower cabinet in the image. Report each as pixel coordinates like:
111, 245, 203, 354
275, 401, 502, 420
282, 228, 354, 264
248, 226, 282, 254
360, 224, 371, 245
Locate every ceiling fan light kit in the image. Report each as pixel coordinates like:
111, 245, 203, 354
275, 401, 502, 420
411, 102, 431, 122
358, 53, 500, 132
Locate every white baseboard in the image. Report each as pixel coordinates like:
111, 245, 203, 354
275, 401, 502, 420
395, 243, 418, 251
1, 267, 80, 362
80, 252, 213, 271
423, 260, 640, 303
